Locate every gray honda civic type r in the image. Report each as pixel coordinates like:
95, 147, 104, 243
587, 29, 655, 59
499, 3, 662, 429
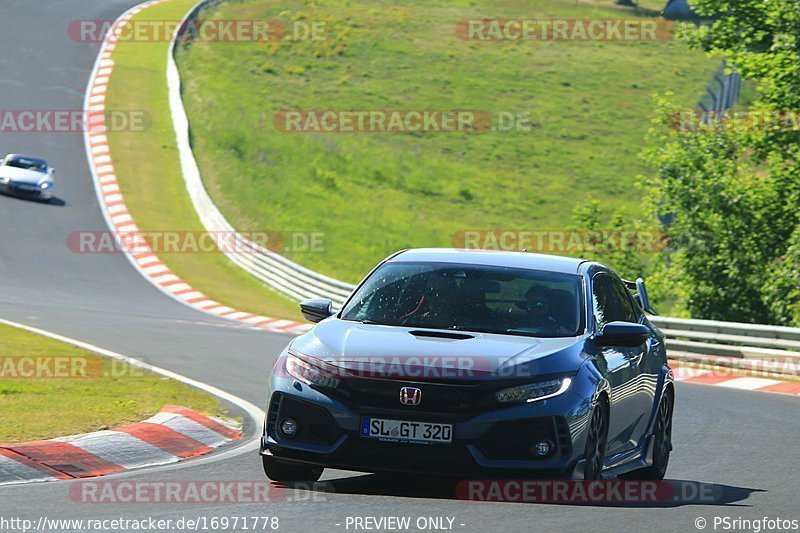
261, 249, 674, 482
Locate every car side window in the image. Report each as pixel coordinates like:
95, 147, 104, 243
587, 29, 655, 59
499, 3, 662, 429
593, 273, 640, 330
608, 277, 640, 323
591, 274, 615, 330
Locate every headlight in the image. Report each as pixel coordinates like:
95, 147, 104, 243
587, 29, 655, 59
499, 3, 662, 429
286, 351, 341, 389
40, 182, 51, 189
495, 378, 572, 403
0, 176, 8, 183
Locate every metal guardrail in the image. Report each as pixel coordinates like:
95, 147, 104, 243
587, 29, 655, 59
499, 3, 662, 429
697, 60, 742, 117
651, 317, 800, 377
661, 3, 742, 117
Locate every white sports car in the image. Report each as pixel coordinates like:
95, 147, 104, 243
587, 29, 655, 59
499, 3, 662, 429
0, 154, 55, 202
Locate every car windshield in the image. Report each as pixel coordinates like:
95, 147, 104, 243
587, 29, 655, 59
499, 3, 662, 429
4, 156, 47, 173
341, 261, 584, 337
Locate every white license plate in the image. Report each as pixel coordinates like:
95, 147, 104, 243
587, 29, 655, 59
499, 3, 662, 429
360, 417, 453, 444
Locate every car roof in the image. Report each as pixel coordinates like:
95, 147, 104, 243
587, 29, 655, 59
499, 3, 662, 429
387, 248, 589, 275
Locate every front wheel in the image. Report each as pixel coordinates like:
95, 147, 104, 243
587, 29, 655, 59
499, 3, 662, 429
583, 397, 609, 480
262, 455, 323, 482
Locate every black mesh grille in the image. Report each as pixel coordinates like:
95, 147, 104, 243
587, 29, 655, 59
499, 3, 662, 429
328, 377, 494, 418
271, 394, 342, 446
554, 416, 572, 457
267, 393, 282, 433
476, 417, 560, 460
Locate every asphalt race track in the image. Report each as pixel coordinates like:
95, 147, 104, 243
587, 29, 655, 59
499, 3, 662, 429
0, 2, 798, 532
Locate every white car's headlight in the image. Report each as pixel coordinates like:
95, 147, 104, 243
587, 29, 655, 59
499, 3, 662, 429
286, 351, 341, 389
40, 181, 52, 189
0, 176, 8, 184
495, 378, 572, 403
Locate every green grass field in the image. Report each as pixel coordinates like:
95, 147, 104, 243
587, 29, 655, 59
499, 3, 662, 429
0, 323, 222, 443
105, 0, 304, 320
176, 0, 717, 283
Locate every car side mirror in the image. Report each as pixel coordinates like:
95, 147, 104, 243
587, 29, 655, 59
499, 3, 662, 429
596, 321, 650, 347
299, 298, 334, 323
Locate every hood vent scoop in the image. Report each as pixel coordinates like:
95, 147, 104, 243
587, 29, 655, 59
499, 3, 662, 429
408, 330, 474, 341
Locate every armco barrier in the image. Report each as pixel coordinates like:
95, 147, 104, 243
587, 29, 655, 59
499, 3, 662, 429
166, 2, 356, 309
651, 316, 800, 377
697, 59, 742, 118
166, 2, 796, 379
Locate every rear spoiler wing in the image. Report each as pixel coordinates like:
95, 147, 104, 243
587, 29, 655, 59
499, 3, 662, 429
622, 277, 658, 315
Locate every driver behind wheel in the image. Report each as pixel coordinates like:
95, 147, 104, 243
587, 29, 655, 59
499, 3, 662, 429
520, 286, 572, 335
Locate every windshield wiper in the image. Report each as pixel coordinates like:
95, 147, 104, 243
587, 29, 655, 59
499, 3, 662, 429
504, 328, 572, 338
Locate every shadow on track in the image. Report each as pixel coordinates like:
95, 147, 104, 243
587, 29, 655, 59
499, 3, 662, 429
0, 194, 65, 206
275, 474, 762, 508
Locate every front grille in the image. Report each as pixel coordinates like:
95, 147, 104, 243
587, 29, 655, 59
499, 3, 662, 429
328, 377, 495, 418
270, 393, 342, 446
8, 184, 40, 195
476, 417, 562, 460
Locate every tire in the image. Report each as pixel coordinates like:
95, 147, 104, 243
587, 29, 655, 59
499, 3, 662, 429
583, 396, 609, 480
261, 455, 323, 482
624, 387, 674, 480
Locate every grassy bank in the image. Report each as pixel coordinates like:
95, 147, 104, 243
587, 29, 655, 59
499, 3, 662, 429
176, 0, 717, 282
0, 323, 222, 443
105, 0, 304, 320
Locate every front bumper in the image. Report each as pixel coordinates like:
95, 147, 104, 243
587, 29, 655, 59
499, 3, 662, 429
0, 181, 52, 200
261, 375, 596, 477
